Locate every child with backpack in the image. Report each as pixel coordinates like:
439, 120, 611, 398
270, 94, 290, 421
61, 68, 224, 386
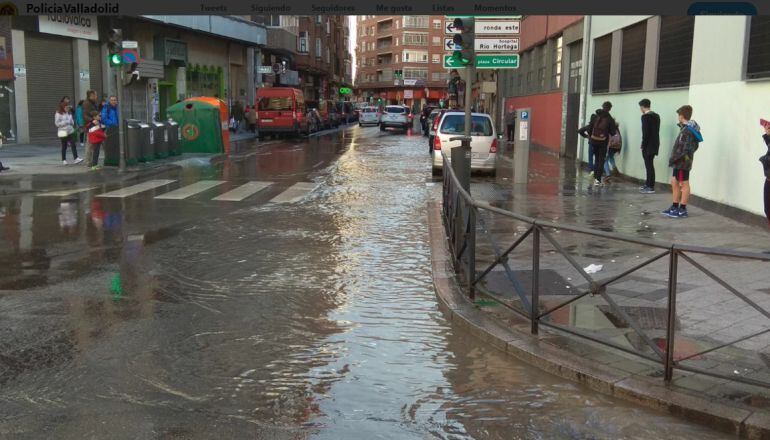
604, 122, 623, 180
578, 101, 618, 186
662, 105, 703, 219
86, 111, 107, 170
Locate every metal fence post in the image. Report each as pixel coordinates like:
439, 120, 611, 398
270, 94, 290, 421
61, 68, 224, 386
664, 248, 678, 382
468, 206, 476, 300
531, 225, 540, 335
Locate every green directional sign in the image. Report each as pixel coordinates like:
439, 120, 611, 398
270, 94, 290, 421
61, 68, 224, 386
443, 55, 466, 68
474, 54, 520, 69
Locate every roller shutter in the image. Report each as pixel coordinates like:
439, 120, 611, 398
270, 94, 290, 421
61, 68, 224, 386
89, 41, 104, 97
25, 33, 74, 142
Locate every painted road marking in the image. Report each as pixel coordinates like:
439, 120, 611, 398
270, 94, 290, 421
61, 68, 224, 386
269, 182, 317, 204
97, 180, 176, 198
154, 180, 226, 200
212, 181, 272, 202
38, 187, 98, 197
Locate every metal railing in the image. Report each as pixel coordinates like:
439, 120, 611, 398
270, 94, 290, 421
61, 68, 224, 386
440, 152, 770, 387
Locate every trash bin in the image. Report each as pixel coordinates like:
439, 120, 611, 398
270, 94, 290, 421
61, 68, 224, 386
124, 119, 145, 166
166, 97, 229, 155
151, 121, 168, 159
103, 125, 120, 167
139, 122, 154, 162
166, 120, 180, 156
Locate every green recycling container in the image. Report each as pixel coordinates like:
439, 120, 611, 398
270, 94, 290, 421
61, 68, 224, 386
165, 98, 227, 154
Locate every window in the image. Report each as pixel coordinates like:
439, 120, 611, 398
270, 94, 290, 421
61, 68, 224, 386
326, 47, 330, 63
432, 54, 440, 63
316, 15, 322, 24
403, 68, 428, 79
552, 36, 563, 89
592, 34, 612, 93
432, 36, 441, 46
747, 17, 770, 79
656, 16, 694, 87
395, 37, 399, 46
298, 32, 308, 53
403, 32, 428, 46
326, 18, 331, 34
620, 21, 646, 91
403, 16, 428, 28
433, 20, 441, 29
316, 38, 322, 58
431, 72, 448, 81
440, 115, 493, 136
538, 45, 546, 90
403, 50, 428, 63
395, 54, 400, 63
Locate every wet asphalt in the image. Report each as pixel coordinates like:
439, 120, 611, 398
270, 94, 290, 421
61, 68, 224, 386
0, 123, 731, 439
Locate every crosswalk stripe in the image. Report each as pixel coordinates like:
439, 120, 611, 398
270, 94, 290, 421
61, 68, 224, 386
154, 180, 225, 200
97, 180, 176, 198
212, 181, 272, 202
269, 182, 317, 204
38, 187, 98, 197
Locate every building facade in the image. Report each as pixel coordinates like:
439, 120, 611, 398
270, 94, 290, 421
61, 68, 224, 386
581, 16, 770, 217
294, 15, 351, 104
496, 16, 583, 156
355, 15, 450, 110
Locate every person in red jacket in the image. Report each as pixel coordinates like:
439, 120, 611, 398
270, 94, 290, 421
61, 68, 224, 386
86, 111, 107, 170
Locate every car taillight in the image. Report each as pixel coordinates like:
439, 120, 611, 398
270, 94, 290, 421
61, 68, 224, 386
293, 111, 297, 119
434, 136, 442, 150
490, 138, 498, 153
432, 119, 439, 131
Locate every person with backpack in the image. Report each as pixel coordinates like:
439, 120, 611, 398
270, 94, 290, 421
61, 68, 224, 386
761, 124, 770, 227
604, 122, 623, 181
578, 109, 601, 175
662, 105, 703, 219
578, 101, 617, 186
639, 99, 661, 194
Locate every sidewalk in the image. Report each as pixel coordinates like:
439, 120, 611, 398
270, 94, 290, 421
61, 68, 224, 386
431, 150, 770, 436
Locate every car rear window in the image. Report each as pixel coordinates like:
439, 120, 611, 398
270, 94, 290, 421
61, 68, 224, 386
385, 106, 405, 114
258, 97, 293, 111
439, 115, 493, 136
363, 108, 378, 113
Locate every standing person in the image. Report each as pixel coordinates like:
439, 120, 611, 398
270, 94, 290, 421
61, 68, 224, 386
82, 90, 99, 166
75, 100, 85, 148
639, 99, 661, 194
579, 102, 617, 185
604, 122, 622, 180
505, 111, 515, 142
86, 111, 106, 171
760, 124, 770, 227
662, 105, 703, 218
246, 104, 257, 133
578, 108, 602, 176
97, 96, 118, 168
55, 99, 82, 165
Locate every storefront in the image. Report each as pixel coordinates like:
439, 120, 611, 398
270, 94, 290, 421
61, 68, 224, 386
0, 18, 16, 142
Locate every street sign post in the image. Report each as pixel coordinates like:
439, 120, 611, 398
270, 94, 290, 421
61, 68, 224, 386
474, 54, 520, 69
474, 38, 519, 52
474, 19, 520, 34
121, 40, 138, 49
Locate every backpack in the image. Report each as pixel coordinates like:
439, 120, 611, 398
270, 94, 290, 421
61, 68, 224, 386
590, 114, 610, 142
608, 130, 622, 151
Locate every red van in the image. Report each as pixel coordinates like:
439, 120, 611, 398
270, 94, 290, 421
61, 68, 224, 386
255, 87, 310, 137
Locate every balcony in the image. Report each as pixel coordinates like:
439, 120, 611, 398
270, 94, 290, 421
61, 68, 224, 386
266, 27, 298, 56
377, 24, 393, 34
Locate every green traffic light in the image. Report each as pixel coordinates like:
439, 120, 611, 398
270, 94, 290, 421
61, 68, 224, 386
452, 50, 470, 66
108, 53, 122, 66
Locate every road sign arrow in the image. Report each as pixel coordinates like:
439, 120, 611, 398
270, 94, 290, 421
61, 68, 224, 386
446, 22, 456, 33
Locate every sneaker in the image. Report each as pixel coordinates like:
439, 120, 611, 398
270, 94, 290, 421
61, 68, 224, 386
589, 171, 595, 178
640, 187, 656, 194
62, 160, 68, 165
639, 185, 647, 190
74, 158, 84, 164
662, 206, 678, 217
90, 166, 99, 171
593, 179, 601, 187
675, 207, 689, 218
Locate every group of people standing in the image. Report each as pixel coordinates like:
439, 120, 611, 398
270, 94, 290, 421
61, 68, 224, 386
578, 99, 704, 219
55, 91, 119, 170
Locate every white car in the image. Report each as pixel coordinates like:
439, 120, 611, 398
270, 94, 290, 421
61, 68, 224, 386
379, 105, 410, 131
432, 111, 498, 175
358, 107, 380, 126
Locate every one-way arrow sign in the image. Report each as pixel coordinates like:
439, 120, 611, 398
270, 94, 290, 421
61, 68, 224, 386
445, 21, 461, 34
444, 37, 461, 51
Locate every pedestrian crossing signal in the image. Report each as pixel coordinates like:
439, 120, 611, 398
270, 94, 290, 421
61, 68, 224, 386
108, 53, 122, 67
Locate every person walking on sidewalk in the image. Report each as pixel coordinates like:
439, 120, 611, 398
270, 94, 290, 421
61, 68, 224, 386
55, 98, 83, 165
662, 105, 703, 218
604, 122, 623, 181
639, 99, 661, 194
579, 102, 617, 186
578, 108, 602, 176
505, 111, 515, 142
761, 124, 770, 227
86, 111, 106, 171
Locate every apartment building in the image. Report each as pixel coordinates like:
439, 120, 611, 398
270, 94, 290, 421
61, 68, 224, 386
355, 15, 450, 110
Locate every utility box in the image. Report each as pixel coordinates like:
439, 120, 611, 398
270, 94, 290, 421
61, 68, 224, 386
138, 123, 153, 162
166, 120, 180, 156
151, 121, 168, 159
124, 119, 143, 166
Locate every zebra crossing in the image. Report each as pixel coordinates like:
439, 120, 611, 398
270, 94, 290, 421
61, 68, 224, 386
38, 179, 318, 204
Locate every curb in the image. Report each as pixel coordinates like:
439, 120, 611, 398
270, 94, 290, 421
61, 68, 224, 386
427, 200, 770, 439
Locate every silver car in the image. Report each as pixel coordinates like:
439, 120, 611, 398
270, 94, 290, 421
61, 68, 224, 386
358, 107, 380, 126
379, 105, 410, 132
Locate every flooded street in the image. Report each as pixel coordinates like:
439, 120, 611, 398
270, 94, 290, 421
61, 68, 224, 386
0, 125, 730, 439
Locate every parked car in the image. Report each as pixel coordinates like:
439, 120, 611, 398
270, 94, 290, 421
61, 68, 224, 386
256, 87, 310, 138
359, 106, 381, 126
432, 111, 498, 176
427, 109, 447, 153
380, 105, 410, 132
420, 106, 437, 136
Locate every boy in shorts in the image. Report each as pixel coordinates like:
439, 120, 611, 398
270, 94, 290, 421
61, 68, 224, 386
662, 105, 703, 218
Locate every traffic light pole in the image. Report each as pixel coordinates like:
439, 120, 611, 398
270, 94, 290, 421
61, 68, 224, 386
464, 65, 474, 136
116, 68, 126, 172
